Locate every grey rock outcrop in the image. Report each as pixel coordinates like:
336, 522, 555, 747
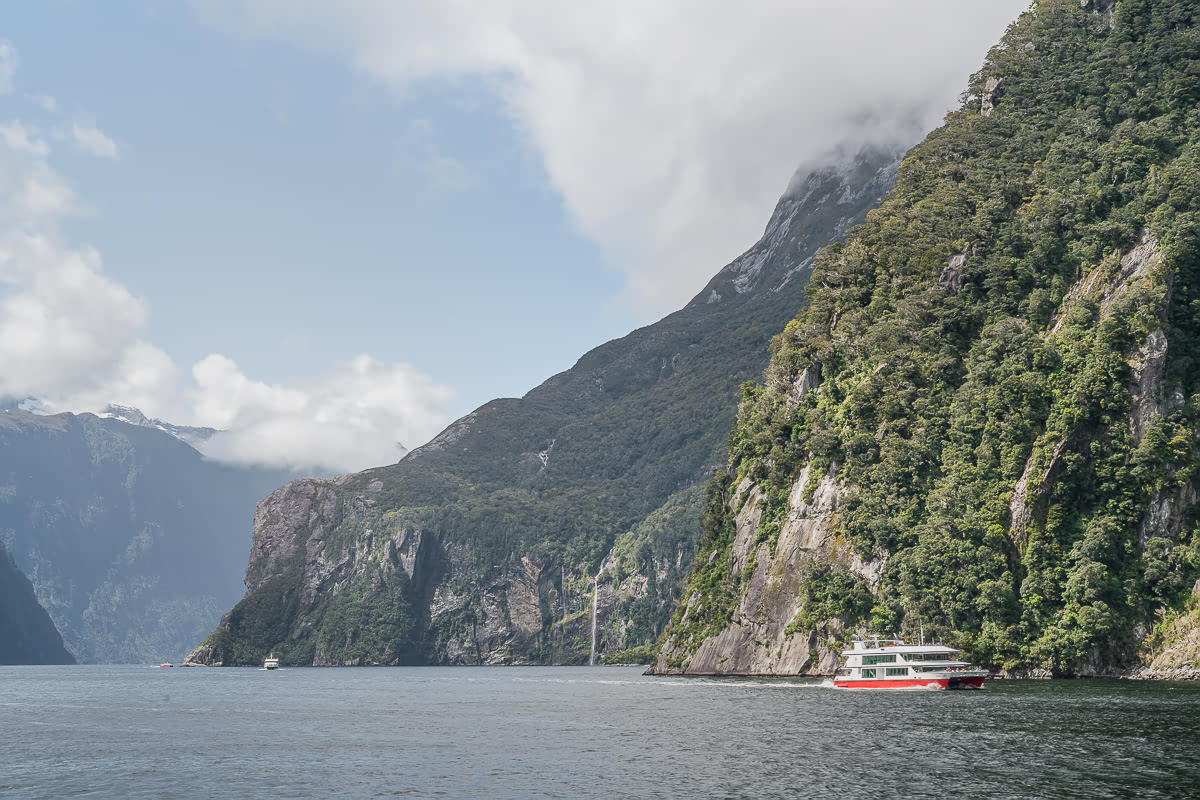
650, 464, 862, 676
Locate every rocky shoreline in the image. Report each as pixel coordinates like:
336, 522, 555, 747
1121, 666, 1200, 682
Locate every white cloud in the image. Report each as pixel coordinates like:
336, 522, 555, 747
191, 0, 1028, 311
0, 233, 175, 414
0, 111, 177, 419
0, 130, 75, 224
193, 354, 455, 473
34, 94, 57, 112
0, 41, 17, 94
0, 121, 50, 157
16, 166, 75, 218
64, 118, 120, 159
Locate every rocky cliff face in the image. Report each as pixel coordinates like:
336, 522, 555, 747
185, 146, 908, 667
0, 544, 74, 665
654, 0, 1200, 677
0, 410, 291, 663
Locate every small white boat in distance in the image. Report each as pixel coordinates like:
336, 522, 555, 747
834, 635, 987, 689
264, 655, 280, 670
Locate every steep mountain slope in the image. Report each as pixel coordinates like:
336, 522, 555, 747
0, 411, 291, 663
0, 544, 74, 665
654, 0, 1200, 677
184, 147, 904, 667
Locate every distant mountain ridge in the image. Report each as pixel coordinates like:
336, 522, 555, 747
185, 145, 906, 668
0, 409, 293, 663
99, 404, 219, 451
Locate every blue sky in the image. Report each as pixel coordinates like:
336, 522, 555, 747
4, 0, 631, 406
0, 0, 1026, 471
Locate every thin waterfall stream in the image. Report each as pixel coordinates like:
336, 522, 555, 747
589, 576, 599, 665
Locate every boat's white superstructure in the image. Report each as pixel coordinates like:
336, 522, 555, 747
834, 636, 987, 689
264, 655, 280, 670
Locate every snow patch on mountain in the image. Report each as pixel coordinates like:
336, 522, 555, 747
98, 404, 219, 450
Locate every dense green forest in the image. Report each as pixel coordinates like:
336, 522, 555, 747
668, 0, 1200, 673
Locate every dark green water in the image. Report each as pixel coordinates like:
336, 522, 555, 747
2, 666, 1198, 798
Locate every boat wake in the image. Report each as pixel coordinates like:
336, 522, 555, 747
512, 676, 836, 689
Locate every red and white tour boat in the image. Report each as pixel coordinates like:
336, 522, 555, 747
834, 635, 987, 690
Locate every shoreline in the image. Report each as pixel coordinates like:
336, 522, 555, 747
643, 667, 1200, 682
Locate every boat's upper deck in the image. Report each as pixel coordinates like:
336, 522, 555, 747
840, 637, 961, 662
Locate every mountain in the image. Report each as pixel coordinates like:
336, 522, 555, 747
0, 544, 74, 665
653, 0, 1200, 677
99, 404, 219, 450
0, 410, 292, 663
183, 146, 905, 667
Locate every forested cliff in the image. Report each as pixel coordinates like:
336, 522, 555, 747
654, 0, 1200, 677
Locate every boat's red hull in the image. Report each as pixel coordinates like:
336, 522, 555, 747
834, 676, 985, 690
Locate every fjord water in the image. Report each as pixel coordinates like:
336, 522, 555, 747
3, 667, 1198, 798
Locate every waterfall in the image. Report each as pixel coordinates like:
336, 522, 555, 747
589, 575, 599, 666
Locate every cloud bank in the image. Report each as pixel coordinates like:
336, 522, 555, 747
193, 0, 1028, 310
0, 48, 455, 474
194, 355, 454, 472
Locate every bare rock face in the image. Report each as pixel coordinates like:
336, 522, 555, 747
785, 363, 822, 409
1008, 452, 1038, 546
1137, 484, 1198, 548
651, 463, 867, 675
433, 553, 565, 665
939, 252, 967, 293
1129, 329, 1169, 446
1082, 0, 1117, 28
180, 645, 222, 667
244, 479, 341, 595
982, 77, 1003, 116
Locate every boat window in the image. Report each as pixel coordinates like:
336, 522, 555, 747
861, 669, 876, 679
885, 667, 908, 677
836, 669, 852, 677
914, 665, 949, 672
862, 654, 897, 665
